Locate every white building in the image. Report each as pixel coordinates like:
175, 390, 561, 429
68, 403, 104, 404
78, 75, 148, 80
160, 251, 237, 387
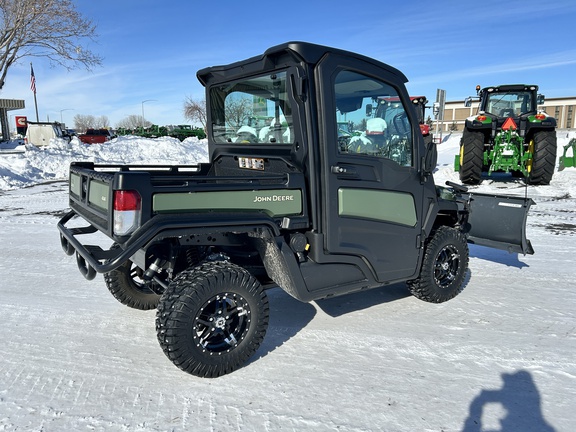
439, 96, 576, 131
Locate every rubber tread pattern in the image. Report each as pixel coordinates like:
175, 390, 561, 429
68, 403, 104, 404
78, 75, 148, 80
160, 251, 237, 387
156, 261, 269, 378
407, 226, 469, 303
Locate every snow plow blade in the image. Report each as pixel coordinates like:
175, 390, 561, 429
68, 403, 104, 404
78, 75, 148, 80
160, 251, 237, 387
466, 192, 534, 255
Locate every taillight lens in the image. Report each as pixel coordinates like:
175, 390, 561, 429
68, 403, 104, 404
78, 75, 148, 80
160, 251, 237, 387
535, 113, 546, 120
113, 190, 141, 235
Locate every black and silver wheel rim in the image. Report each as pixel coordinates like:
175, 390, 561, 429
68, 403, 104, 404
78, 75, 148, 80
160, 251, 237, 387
434, 245, 460, 288
193, 292, 251, 354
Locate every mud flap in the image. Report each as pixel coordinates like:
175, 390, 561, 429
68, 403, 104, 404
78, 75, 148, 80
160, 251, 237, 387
466, 192, 534, 255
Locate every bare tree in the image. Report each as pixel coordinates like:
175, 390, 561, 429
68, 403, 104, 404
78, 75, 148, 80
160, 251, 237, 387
225, 97, 252, 129
73, 114, 109, 132
116, 115, 151, 130
0, 0, 103, 90
94, 115, 109, 129
73, 114, 94, 132
183, 97, 207, 131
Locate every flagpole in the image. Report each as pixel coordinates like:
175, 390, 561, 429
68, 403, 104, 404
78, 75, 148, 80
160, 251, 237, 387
33, 91, 39, 122
30, 62, 39, 121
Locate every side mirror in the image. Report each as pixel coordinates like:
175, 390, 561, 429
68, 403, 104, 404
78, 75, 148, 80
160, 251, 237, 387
464, 97, 472, 108
423, 139, 438, 177
537, 94, 545, 105
365, 104, 373, 117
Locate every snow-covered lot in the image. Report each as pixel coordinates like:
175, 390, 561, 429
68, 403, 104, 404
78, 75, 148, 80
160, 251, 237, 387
0, 133, 574, 431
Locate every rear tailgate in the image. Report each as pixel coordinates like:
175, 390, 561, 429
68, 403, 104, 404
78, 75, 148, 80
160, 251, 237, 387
69, 162, 115, 235
68, 162, 153, 240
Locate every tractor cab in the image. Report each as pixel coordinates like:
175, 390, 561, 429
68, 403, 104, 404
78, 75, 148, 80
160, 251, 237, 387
466, 85, 547, 130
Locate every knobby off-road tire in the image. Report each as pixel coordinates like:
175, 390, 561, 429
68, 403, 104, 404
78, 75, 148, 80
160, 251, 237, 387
459, 130, 484, 185
527, 130, 557, 185
103, 244, 161, 310
156, 261, 269, 378
408, 226, 469, 303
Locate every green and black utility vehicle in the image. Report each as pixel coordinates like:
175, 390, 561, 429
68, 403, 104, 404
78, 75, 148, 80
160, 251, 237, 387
58, 42, 534, 378
455, 84, 557, 185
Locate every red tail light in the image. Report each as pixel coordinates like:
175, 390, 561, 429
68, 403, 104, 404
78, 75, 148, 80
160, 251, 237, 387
114, 190, 141, 211
113, 190, 141, 235
534, 113, 546, 120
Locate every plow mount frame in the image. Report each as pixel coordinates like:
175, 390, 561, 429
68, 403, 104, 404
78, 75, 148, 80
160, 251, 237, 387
559, 138, 576, 171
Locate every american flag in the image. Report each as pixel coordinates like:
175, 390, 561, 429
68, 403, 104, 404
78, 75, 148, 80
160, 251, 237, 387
30, 64, 36, 94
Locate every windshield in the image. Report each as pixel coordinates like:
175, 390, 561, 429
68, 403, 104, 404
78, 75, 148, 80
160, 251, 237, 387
484, 91, 533, 117
209, 71, 293, 144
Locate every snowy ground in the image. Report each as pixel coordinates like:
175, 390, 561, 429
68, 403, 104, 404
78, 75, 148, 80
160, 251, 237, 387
0, 133, 575, 431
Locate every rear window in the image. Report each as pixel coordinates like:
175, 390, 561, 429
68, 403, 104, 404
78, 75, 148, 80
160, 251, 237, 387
209, 71, 294, 144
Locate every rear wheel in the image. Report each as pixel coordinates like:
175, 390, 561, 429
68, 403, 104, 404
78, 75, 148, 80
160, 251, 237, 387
527, 130, 557, 185
459, 130, 484, 185
103, 244, 161, 310
156, 261, 269, 378
408, 226, 469, 303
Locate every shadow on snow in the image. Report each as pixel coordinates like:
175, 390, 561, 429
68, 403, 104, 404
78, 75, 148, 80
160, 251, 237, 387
463, 369, 556, 432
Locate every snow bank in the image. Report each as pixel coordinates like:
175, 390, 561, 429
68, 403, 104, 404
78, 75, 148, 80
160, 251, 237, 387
0, 136, 209, 191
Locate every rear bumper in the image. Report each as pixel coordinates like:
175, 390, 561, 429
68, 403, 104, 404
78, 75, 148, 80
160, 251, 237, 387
58, 209, 285, 280
57, 210, 141, 279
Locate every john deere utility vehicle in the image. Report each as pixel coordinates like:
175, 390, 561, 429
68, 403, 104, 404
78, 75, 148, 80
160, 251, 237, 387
456, 84, 557, 185
58, 43, 535, 378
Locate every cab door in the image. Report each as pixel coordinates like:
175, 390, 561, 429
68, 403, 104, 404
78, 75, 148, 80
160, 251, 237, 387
316, 56, 434, 282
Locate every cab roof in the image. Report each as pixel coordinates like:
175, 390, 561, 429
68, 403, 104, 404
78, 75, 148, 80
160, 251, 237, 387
482, 84, 539, 93
197, 41, 408, 86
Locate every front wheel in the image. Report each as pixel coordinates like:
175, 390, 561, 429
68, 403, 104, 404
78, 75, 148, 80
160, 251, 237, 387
408, 226, 469, 303
156, 261, 269, 378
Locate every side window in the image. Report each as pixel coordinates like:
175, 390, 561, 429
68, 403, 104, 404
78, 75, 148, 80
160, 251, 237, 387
209, 71, 293, 144
335, 70, 413, 166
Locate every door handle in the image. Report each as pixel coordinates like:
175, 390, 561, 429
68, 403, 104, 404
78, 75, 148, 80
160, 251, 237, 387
331, 165, 359, 178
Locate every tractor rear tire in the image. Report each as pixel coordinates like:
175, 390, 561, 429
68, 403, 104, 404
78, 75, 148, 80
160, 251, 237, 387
407, 226, 469, 303
156, 261, 269, 378
459, 130, 484, 185
527, 130, 557, 185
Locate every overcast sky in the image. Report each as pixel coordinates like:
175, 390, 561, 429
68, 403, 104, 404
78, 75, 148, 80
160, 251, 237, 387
3, 0, 576, 129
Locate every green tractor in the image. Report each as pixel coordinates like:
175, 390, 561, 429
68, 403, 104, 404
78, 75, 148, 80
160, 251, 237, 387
167, 124, 206, 141
455, 84, 557, 185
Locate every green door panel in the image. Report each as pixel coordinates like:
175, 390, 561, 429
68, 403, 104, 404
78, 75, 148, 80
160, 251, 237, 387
338, 188, 417, 226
